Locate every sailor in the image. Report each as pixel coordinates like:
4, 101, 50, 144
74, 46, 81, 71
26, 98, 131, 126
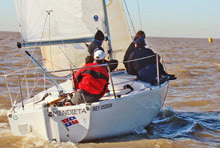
124, 31, 176, 80
123, 30, 146, 71
86, 30, 118, 71
126, 36, 176, 84
72, 49, 109, 104
88, 30, 105, 56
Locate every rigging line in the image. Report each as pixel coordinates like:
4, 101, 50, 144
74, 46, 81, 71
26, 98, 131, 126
42, 9, 77, 70
19, 8, 60, 94
43, 58, 64, 70
123, 0, 136, 35
40, 10, 50, 47
58, 46, 77, 68
59, 41, 77, 68
137, 0, 142, 30
15, 7, 41, 102
123, 54, 156, 64
28, 1, 49, 66
25, 50, 63, 92
15, 71, 40, 102
49, 11, 77, 69
49, 12, 54, 72
14, 56, 39, 102
27, 77, 40, 100
42, 58, 69, 77
37, 10, 62, 88
14, 77, 40, 108
38, 77, 54, 85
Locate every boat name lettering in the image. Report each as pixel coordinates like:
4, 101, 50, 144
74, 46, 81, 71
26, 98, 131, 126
52, 109, 87, 116
93, 103, 112, 111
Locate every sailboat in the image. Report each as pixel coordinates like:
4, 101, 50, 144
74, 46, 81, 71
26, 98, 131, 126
4, 0, 170, 143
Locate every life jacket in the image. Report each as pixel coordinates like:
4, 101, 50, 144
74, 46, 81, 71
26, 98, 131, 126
73, 63, 109, 98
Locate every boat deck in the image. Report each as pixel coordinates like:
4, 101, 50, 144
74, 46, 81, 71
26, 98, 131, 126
12, 71, 158, 110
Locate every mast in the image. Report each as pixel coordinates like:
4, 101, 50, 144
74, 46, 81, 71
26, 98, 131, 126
102, 0, 113, 60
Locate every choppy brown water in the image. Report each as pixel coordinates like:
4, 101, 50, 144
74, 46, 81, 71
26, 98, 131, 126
0, 32, 219, 148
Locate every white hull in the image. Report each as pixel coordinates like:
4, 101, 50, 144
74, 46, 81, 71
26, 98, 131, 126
7, 72, 168, 143
84, 83, 167, 142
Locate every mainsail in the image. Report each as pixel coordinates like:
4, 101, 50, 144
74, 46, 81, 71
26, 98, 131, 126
15, 0, 132, 76
15, 0, 106, 42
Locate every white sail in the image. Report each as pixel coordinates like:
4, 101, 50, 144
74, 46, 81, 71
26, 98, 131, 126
15, 0, 132, 76
104, 0, 132, 69
41, 44, 89, 76
15, 0, 106, 42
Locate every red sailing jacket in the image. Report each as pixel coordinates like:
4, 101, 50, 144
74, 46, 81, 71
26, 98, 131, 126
73, 63, 109, 98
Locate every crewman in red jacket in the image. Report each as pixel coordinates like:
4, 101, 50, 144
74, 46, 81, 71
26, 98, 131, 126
71, 49, 109, 104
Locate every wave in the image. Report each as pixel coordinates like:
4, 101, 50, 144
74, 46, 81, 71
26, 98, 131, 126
145, 107, 220, 143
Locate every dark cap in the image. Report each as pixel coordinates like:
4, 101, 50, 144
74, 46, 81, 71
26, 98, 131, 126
134, 37, 146, 46
95, 30, 105, 41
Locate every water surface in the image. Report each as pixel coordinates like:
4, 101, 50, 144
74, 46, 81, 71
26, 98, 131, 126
0, 32, 219, 148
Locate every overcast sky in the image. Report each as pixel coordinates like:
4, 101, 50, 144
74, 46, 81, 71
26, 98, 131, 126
0, 0, 219, 38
